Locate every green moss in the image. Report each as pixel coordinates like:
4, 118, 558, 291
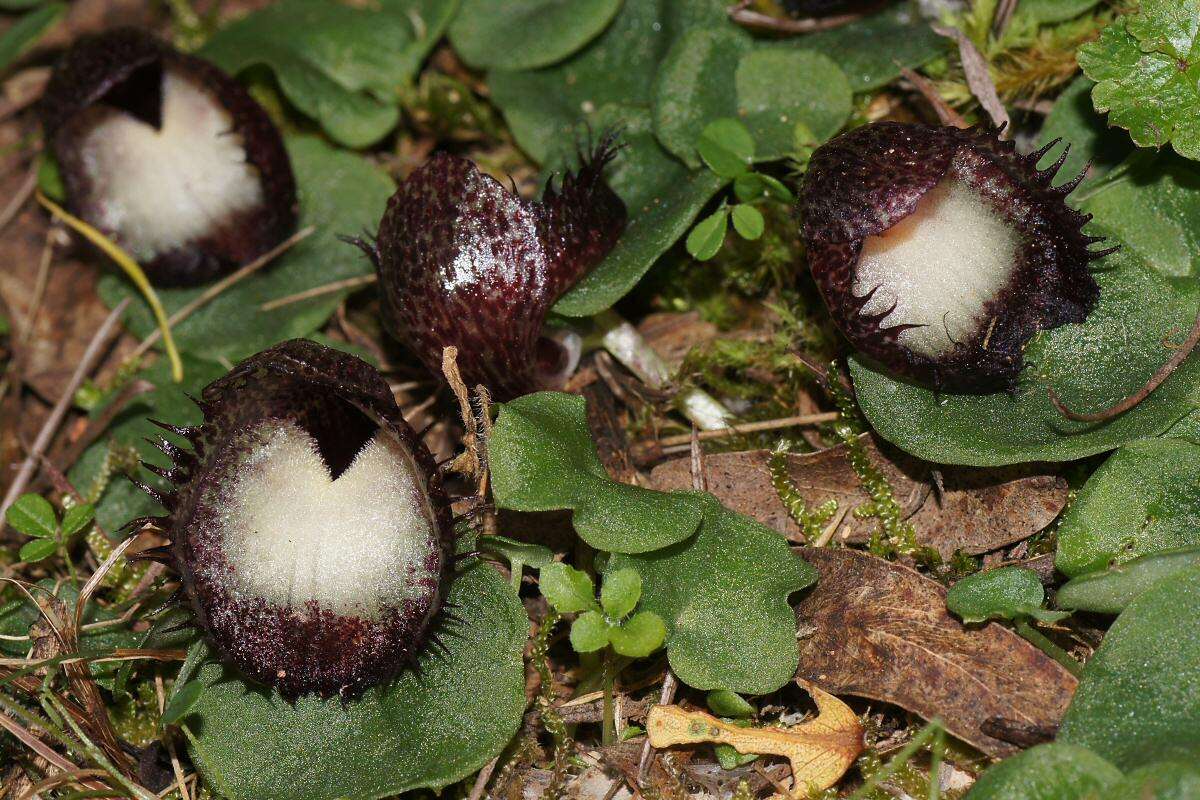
770, 442, 837, 541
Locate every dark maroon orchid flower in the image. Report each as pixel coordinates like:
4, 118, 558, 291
129, 339, 453, 699
799, 122, 1113, 393
41, 28, 297, 287
354, 137, 626, 401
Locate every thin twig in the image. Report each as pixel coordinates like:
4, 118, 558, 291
650, 412, 839, 450
728, 0, 863, 33
0, 299, 131, 530
1050, 305, 1200, 422
130, 225, 315, 362
0, 166, 37, 234
992, 0, 1019, 38
466, 755, 500, 800
899, 66, 968, 128
934, 25, 1011, 132
259, 273, 377, 311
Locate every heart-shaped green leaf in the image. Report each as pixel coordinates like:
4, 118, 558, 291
609, 610, 667, 658
487, 0, 729, 164
799, 5, 945, 92
1059, 564, 1200, 769
448, 0, 622, 71
490, 392, 705, 553
600, 567, 642, 620
609, 494, 816, 694
200, 0, 456, 147
569, 610, 611, 653
653, 29, 852, 167
180, 563, 527, 800
101, 136, 393, 363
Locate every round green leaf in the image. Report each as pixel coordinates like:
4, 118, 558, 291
487, 0, 729, 164
609, 611, 666, 658
946, 567, 1048, 624
183, 563, 528, 800
1059, 565, 1200, 770
600, 568, 642, 620
609, 495, 817, 694
730, 204, 764, 241
732, 47, 852, 161
800, 5, 945, 92
963, 742, 1122, 800
697, 118, 755, 179
686, 208, 729, 261
18, 539, 57, 563
5, 494, 57, 539
653, 31, 852, 167
540, 563, 599, 614
1056, 439, 1200, 577
570, 610, 612, 653
490, 392, 705, 553
1057, 547, 1200, 614
449, 0, 622, 71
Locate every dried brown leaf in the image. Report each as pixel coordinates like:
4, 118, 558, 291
651, 434, 1067, 556
794, 547, 1076, 757
647, 680, 863, 796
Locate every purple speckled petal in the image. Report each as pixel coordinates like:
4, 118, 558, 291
373, 138, 626, 400
800, 122, 1107, 392
139, 339, 453, 699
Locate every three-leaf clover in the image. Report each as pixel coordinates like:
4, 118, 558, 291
539, 563, 667, 658
685, 118, 795, 262
5, 494, 95, 563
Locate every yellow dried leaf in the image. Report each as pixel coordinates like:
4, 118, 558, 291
647, 679, 864, 797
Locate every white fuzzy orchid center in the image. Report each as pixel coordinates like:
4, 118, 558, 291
854, 173, 1021, 358
218, 420, 436, 620
78, 68, 264, 261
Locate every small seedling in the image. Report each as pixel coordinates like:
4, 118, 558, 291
5, 493, 95, 565
686, 118, 795, 262
538, 563, 666, 659
947, 566, 1080, 676
539, 562, 666, 744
